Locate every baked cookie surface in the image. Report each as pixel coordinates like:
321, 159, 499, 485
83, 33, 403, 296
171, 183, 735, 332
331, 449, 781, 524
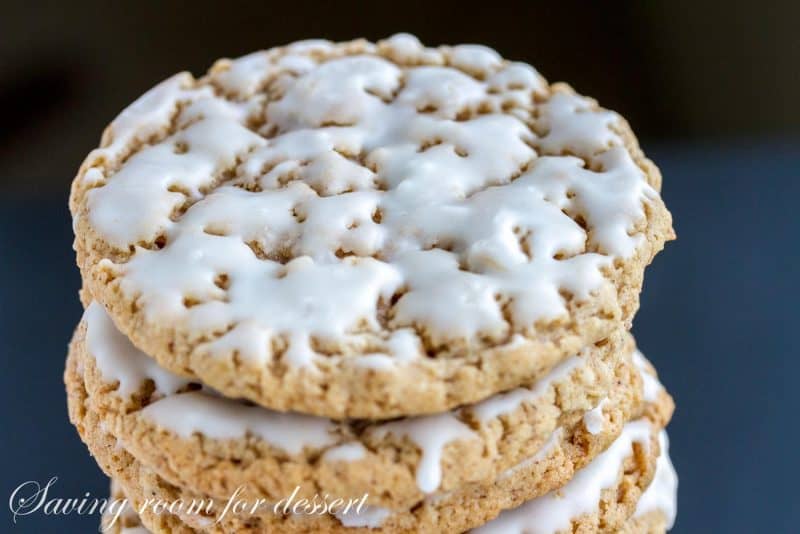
103, 479, 675, 534
71, 34, 673, 418
93, 400, 674, 534
73, 302, 648, 509
475, 428, 676, 534
102, 469, 675, 534
71, 362, 668, 533
69, 323, 675, 533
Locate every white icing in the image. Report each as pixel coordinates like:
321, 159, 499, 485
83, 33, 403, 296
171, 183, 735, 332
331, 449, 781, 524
582, 397, 608, 435
334, 505, 391, 529
635, 431, 677, 529
472, 420, 653, 534
371, 413, 478, 493
84, 302, 190, 397
379, 33, 444, 65
471, 355, 583, 422
354, 329, 421, 370
212, 51, 272, 97
140, 392, 336, 454
89, 116, 266, 253
448, 44, 502, 76
84, 303, 336, 455
633, 350, 664, 402
81, 34, 658, 366
84, 74, 213, 172
322, 442, 367, 462
536, 92, 620, 159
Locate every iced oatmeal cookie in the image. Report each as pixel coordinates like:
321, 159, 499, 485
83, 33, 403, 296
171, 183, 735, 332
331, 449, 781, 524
67, 343, 672, 533
70, 34, 673, 418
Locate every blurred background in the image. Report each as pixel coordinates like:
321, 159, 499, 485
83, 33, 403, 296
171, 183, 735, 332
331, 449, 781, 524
1, 1, 798, 532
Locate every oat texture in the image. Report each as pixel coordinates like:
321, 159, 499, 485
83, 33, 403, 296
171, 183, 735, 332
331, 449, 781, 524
71, 310, 651, 509
70, 34, 674, 418
68, 351, 668, 533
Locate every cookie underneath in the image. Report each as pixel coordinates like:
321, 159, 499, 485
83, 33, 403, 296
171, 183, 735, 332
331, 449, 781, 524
72, 302, 656, 509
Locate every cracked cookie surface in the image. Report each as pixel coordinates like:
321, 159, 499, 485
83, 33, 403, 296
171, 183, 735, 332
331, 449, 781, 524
70, 34, 673, 418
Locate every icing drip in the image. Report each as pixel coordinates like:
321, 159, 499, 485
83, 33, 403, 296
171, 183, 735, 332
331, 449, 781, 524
334, 505, 391, 529
85, 302, 336, 454
140, 392, 336, 454
582, 397, 608, 435
84, 302, 190, 398
634, 431, 678, 528
371, 413, 478, 493
472, 420, 652, 534
632, 349, 664, 402
322, 442, 367, 462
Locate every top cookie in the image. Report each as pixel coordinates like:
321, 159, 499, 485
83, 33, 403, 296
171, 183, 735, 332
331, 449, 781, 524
70, 33, 673, 419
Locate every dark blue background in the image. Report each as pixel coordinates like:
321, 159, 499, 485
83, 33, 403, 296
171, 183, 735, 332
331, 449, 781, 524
1, 138, 798, 532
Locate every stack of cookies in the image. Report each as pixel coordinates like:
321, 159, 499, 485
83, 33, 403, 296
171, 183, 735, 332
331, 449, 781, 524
66, 34, 677, 533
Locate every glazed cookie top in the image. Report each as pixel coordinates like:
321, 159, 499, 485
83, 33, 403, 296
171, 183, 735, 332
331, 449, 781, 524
71, 33, 672, 418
